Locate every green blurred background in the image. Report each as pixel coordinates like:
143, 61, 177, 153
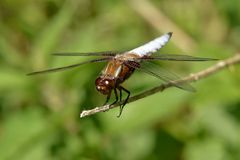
0, 0, 240, 159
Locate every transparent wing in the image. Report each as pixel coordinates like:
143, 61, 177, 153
52, 51, 121, 57
129, 32, 172, 57
141, 54, 217, 61
27, 58, 110, 76
125, 61, 196, 92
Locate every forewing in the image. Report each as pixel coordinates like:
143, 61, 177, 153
125, 61, 195, 92
52, 51, 120, 57
27, 58, 110, 76
128, 32, 172, 57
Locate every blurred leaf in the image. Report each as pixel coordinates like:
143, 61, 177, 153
0, 107, 50, 160
184, 138, 227, 160
30, 0, 81, 68
0, 69, 29, 90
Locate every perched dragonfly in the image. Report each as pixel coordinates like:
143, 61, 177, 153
28, 32, 216, 117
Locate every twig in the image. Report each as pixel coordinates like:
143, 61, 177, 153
80, 54, 240, 118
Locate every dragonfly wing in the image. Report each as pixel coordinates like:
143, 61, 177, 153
125, 61, 195, 92
27, 57, 110, 76
52, 51, 121, 57
128, 32, 172, 57
141, 54, 218, 61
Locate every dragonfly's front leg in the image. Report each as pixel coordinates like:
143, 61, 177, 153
103, 88, 118, 112
103, 92, 111, 105
103, 87, 119, 106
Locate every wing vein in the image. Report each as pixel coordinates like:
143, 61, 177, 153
52, 51, 120, 57
125, 61, 196, 92
27, 58, 110, 76
140, 54, 217, 61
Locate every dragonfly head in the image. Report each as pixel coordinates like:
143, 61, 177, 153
95, 77, 115, 95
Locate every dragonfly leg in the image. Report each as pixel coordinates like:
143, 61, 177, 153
103, 92, 111, 105
119, 87, 122, 102
104, 89, 118, 112
110, 88, 118, 106
117, 86, 130, 118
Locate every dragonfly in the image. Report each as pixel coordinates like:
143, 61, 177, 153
27, 32, 216, 117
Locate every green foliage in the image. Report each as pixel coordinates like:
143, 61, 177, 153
0, 0, 240, 159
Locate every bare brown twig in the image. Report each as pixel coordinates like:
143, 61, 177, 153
80, 54, 240, 118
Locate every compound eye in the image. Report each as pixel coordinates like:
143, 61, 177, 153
104, 80, 109, 85
96, 86, 101, 91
